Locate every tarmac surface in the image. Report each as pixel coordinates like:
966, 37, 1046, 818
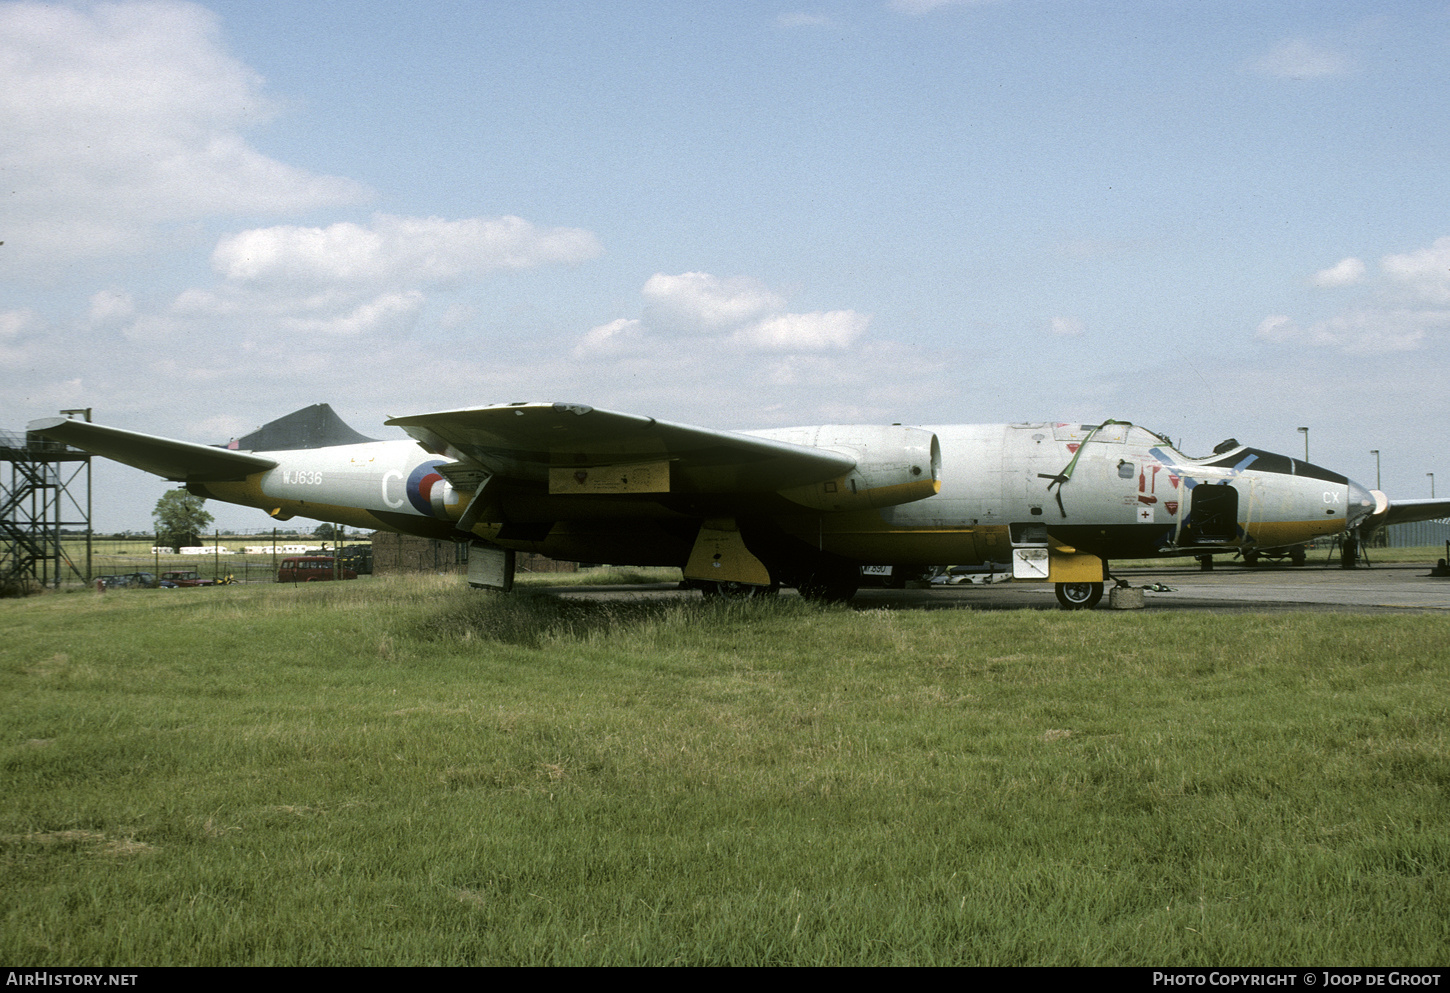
545, 562, 1450, 614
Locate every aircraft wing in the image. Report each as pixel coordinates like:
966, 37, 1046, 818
26, 417, 279, 482
385, 402, 856, 492
1374, 496, 1450, 529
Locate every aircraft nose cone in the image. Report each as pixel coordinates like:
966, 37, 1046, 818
1346, 478, 1376, 529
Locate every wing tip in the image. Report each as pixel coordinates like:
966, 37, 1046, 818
26, 416, 71, 433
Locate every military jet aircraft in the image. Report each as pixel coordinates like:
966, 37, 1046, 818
28, 402, 1444, 608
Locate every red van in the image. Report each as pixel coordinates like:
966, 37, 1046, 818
277, 556, 358, 583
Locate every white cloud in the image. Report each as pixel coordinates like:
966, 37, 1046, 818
595, 272, 866, 352
560, 273, 917, 421
1049, 316, 1084, 337
1260, 236, 1450, 354
1256, 310, 1436, 353
281, 291, 425, 337
0, 309, 41, 338
0, 0, 369, 267
1311, 257, 1365, 288
572, 340, 942, 426
1381, 236, 1450, 305
641, 272, 786, 332
212, 215, 601, 286
736, 310, 870, 350
573, 318, 647, 357
1256, 315, 1296, 341
103, 212, 606, 350
1253, 39, 1351, 79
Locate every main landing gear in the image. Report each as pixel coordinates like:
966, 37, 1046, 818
700, 580, 781, 600
1055, 559, 1121, 610
1054, 581, 1103, 610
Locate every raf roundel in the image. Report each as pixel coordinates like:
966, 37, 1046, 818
405, 460, 447, 517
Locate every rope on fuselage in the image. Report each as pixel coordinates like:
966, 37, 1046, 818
1036, 419, 1133, 518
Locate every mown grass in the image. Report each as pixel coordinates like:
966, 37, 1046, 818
514, 565, 682, 588
2, 578, 1447, 965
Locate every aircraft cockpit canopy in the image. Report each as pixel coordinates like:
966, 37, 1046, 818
1198, 446, 1349, 485
1051, 421, 1176, 451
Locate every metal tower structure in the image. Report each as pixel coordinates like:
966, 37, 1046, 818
1, 410, 93, 594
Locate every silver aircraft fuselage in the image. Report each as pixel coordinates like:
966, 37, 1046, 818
190, 419, 1375, 571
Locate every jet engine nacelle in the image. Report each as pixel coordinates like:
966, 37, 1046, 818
430, 477, 467, 519
770, 425, 942, 512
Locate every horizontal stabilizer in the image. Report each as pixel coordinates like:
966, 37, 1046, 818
27, 417, 278, 482
387, 402, 856, 493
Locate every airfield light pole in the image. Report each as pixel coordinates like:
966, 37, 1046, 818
1429, 473, 1436, 498
1371, 450, 1381, 491
1297, 427, 1309, 462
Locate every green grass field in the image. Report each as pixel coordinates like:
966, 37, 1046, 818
2, 577, 1447, 965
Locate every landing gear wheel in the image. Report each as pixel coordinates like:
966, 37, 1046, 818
1290, 546, 1307, 566
1243, 550, 1260, 567
1055, 581, 1103, 610
703, 581, 779, 599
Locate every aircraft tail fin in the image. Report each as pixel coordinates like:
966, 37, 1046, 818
237, 403, 377, 451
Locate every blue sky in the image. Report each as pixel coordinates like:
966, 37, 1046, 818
4, 0, 1448, 531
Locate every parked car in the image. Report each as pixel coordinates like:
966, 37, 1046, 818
336, 544, 373, 575
857, 564, 932, 588
97, 572, 157, 589
158, 570, 222, 588
276, 556, 358, 583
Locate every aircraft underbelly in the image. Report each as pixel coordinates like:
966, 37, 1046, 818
490, 520, 694, 566
812, 527, 992, 565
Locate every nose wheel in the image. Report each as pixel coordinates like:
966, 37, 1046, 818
1055, 581, 1103, 610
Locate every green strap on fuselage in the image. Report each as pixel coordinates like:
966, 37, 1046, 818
1037, 419, 1132, 518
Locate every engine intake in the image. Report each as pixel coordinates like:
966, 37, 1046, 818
777, 425, 941, 512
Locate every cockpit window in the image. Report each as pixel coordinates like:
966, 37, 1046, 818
1203, 448, 1347, 484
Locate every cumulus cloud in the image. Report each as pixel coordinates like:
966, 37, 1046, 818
280, 291, 425, 337
1049, 316, 1085, 337
1382, 237, 1450, 305
1253, 39, 1351, 79
560, 271, 891, 417
212, 215, 601, 286
641, 272, 786, 332
573, 318, 647, 357
735, 311, 870, 350
592, 271, 870, 357
112, 212, 604, 348
1258, 236, 1450, 355
0, 0, 368, 266
1311, 257, 1365, 288
0, 309, 41, 338
1256, 311, 1437, 353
